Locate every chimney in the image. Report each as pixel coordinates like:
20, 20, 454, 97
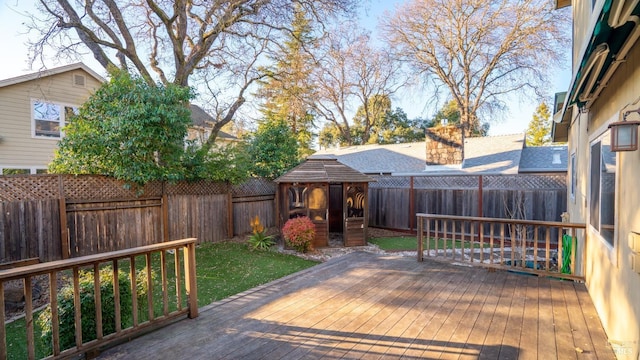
425, 125, 463, 165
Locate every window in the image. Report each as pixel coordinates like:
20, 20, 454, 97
589, 131, 615, 246
570, 152, 576, 200
1, 168, 30, 175
32, 100, 78, 138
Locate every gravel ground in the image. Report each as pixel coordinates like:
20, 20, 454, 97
275, 227, 416, 262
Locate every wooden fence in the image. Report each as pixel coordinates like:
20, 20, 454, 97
1, 173, 568, 265
0, 175, 275, 265
369, 174, 567, 232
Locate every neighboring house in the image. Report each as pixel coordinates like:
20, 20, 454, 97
0, 63, 104, 174
187, 104, 238, 146
552, 0, 640, 357
312, 128, 567, 175
0, 64, 237, 175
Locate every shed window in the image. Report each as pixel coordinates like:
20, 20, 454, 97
589, 131, 615, 246
32, 100, 78, 138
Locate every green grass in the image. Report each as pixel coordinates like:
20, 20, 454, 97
194, 242, 319, 306
369, 236, 490, 251
5, 242, 319, 360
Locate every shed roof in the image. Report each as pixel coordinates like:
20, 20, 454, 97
275, 158, 375, 183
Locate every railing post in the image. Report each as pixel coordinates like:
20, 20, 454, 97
184, 242, 199, 318
0, 281, 5, 360
417, 215, 424, 262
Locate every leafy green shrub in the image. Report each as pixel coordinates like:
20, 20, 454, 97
282, 216, 315, 253
37, 266, 151, 353
248, 215, 275, 251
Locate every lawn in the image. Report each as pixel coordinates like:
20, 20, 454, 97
4, 242, 319, 360
369, 236, 490, 251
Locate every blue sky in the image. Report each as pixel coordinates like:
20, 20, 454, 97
1, 0, 571, 136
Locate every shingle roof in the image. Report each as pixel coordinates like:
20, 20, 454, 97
312, 133, 532, 175
275, 158, 375, 183
518, 145, 568, 172
189, 104, 236, 140
460, 134, 524, 174
0, 62, 105, 88
311, 142, 426, 174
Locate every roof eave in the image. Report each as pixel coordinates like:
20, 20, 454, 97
0, 62, 105, 88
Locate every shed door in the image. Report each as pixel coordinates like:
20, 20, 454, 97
344, 184, 366, 246
329, 184, 343, 233
308, 184, 328, 248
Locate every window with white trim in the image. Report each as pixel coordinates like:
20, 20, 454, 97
589, 130, 615, 246
32, 100, 79, 139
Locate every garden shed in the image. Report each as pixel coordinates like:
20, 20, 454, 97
275, 157, 374, 248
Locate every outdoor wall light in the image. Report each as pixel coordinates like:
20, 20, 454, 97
609, 108, 640, 151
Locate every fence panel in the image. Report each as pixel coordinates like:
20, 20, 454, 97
369, 188, 410, 230
66, 199, 163, 257
0, 199, 61, 263
167, 194, 229, 243
233, 196, 275, 235
369, 174, 567, 231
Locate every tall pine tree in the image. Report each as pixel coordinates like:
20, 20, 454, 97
256, 6, 316, 158
526, 102, 552, 146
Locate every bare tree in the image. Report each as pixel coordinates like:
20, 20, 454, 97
311, 22, 404, 146
381, 0, 570, 137
26, 0, 359, 149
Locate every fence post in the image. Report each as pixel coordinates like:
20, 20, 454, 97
58, 176, 70, 259
184, 241, 199, 319
227, 192, 234, 238
0, 281, 5, 360
162, 194, 170, 242
478, 175, 483, 218
409, 176, 415, 232
417, 215, 423, 262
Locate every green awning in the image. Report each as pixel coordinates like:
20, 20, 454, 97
554, 0, 640, 142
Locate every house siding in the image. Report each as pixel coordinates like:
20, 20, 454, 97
0, 69, 102, 172
568, 29, 640, 359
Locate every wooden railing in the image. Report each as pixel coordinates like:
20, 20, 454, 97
417, 214, 586, 281
0, 238, 198, 360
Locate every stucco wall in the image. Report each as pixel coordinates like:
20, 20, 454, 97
569, 35, 640, 359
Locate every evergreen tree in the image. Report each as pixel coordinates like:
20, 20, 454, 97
247, 118, 300, 180
256, 6, 316, 158
526, 102, 552, 146
49, 69, 194, 185
428, 100, 489, 136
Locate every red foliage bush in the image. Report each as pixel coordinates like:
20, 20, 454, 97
282, 216, 315, 253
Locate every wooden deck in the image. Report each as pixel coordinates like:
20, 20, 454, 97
97, 252, 615, 359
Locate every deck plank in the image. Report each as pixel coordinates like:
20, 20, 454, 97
536, 277, 558, 359
551, 278, 579, 360
498, 273, 527, 359
418, 267, 486, 359
459, 270, 506, 360
574, 284, 616, 359
377, 269, 464, 359
96, 252, 616, 360
518, 275, 540, 360
563, 281, 599, 359
478, 272, 518, 359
